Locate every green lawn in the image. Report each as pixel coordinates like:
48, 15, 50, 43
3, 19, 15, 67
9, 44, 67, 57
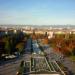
69, 55, 75, 61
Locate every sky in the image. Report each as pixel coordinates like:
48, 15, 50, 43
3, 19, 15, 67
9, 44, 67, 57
0, 0, 75, 25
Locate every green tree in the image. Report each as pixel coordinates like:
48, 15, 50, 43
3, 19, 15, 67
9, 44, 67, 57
19, 60, 24, 75
4, 38, 11, 54
72, 48, 75, 55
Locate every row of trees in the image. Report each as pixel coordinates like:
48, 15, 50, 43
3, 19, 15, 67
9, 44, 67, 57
0, 30, 26, 57
49, 34, 75, 56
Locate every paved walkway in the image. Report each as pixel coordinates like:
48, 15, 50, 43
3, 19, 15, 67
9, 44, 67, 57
62, 57, 75, 75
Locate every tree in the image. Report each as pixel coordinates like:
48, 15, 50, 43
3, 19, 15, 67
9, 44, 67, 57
4, 38, 11, 54
72, 48, 75, 55
16, 43, 24, 54
19, 60, 24, 74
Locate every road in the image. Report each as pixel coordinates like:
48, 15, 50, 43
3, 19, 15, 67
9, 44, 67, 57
0, 38, 32, 75
0, 54, 31, 75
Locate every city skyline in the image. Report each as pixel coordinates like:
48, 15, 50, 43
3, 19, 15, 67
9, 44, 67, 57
0, 0, 75, 25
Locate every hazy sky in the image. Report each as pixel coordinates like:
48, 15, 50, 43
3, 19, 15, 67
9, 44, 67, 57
0, 0, 75, 25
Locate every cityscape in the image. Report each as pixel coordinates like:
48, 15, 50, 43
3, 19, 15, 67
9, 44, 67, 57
0, 25, 75, 75
0, 0, 75, 75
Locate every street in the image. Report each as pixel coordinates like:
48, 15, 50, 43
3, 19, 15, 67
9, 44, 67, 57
0, 54, 31, 75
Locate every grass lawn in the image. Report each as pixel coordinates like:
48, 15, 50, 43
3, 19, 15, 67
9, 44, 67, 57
69, 55, 75, 61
